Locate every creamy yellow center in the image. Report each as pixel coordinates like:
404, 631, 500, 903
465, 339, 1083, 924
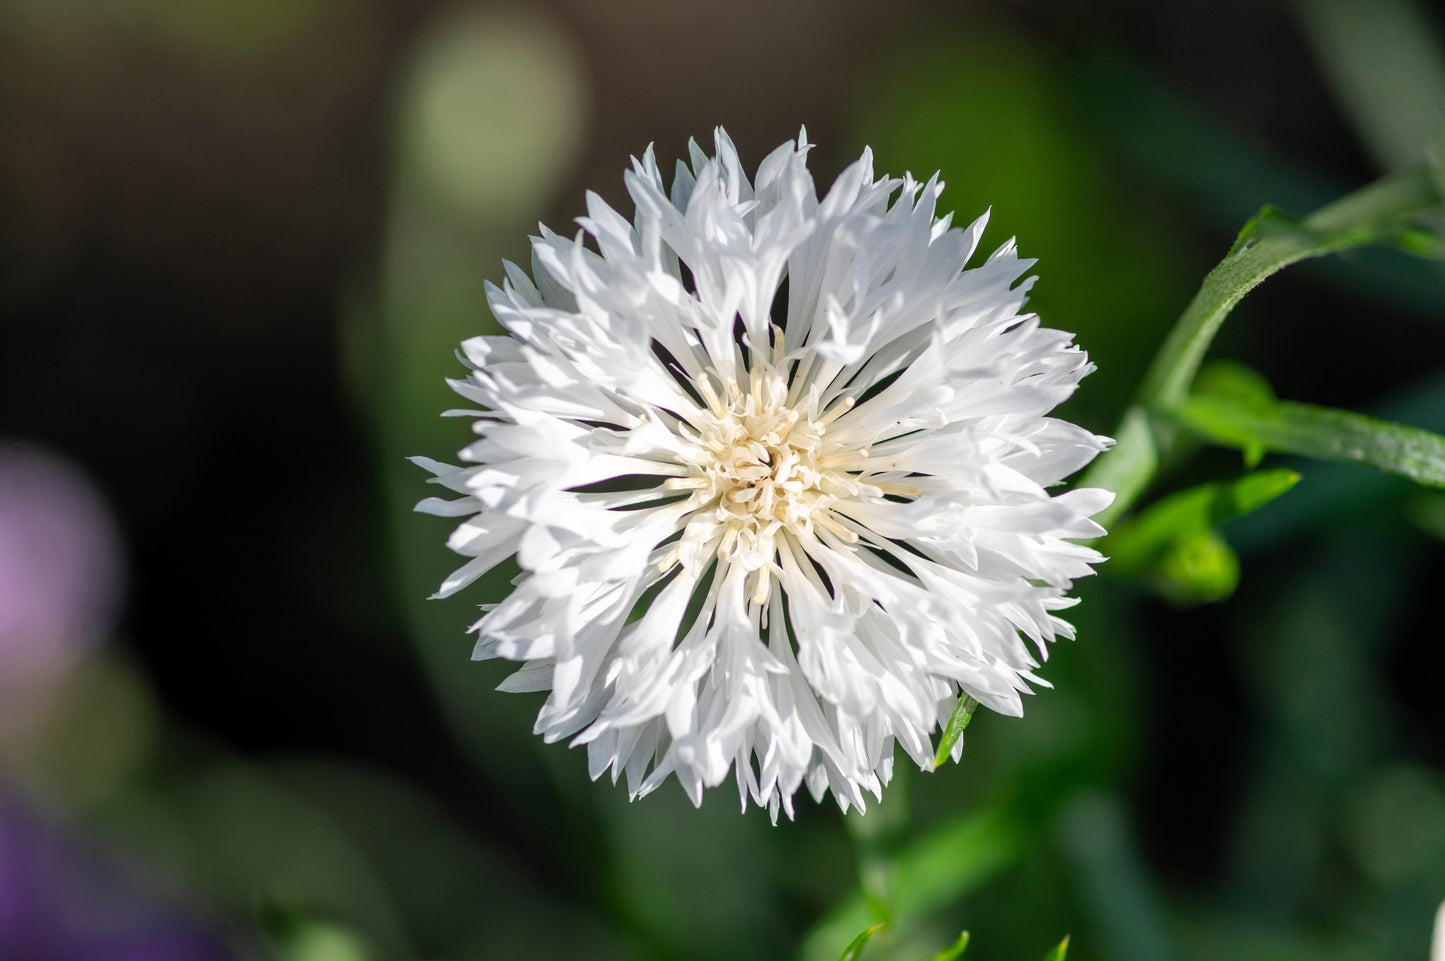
659, 360, 863, 605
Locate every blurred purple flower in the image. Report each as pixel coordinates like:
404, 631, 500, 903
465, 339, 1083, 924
0, 790, 240, 961
0, 442, 124, 716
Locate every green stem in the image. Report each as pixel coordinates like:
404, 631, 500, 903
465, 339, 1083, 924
845, 763, 911, 924
1140, 166, 1439, 411
1082, 164, 1441, 527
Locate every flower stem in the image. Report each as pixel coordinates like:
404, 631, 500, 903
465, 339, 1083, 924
1083, 164, 1442, 528
845, 763, 912, 924
1140, 166, 1440, 412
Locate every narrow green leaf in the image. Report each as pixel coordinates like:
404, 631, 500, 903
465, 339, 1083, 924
932, 694, 979, 769
1105, 468, 1300, 576
1041, 935, 1071, 961
1178, 394, 1445, 489
1188, 362, 1273, 465
1396, 227, 1444, 258
1188, 360, 1275, 406
836, 923, 886, 961
930, 930, 970, 961
1224, 205, 1305, 257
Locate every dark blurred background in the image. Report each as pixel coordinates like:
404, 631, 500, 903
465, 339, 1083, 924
3, 1, 1445, 959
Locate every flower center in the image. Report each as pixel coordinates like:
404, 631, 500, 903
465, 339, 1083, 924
660, 360, 862, 605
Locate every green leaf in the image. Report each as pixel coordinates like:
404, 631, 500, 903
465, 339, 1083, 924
1178, 393, 1445, 489
836, 923, 886, 961
1041, 935, 1071, 961
1105, 468, 1300, 576
932, 694, 979, 769
930, 930, 970, 961
1102, 459, 1296, 604
1396, 227, 1444, 258
1188, 360, 1275, 406
800, 806, 1025, 961
1223, 205, 1305, 257
1187, 363, 1276, 466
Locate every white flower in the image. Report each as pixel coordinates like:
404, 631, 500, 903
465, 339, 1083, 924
415, 128, 1113, 819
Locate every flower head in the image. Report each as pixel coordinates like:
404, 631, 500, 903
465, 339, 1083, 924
416, 129, 1112, 818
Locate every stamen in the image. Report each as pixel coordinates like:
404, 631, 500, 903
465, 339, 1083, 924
718, 524, 741, 560
818, 396, 855, 425
665, 367, 887, 578
820, 449, 868, 468
752, 565, 772, 605
814, 511, 860, 543
694, 374, 726, 417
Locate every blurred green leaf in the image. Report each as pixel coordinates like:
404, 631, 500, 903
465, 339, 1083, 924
802, 807, 1025, 961
1290, 0, 1445, 171
1178, 392, 1445, 489
930, 930, 970, 961
837, 923, 886, 961
1105, 468, 1300, 576
1071, 48, 1340, 224
258, 900, 376, 961
932, 695, 979, 769
1041, 935, 1071, 961
1058, 795, 1178, 961
895, 810, 1025, 924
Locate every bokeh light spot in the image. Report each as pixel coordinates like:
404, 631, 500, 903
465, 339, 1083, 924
396, 5, 588, 223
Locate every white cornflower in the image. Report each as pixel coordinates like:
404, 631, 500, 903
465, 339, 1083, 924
415, 129, 1112, 819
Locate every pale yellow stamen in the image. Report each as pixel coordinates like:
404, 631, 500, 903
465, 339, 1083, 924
695, 375, 726, 418
814, 511, 860, 543
818, 395, 855, 425
820, 449, 868, 468
660, 326, 883, 603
